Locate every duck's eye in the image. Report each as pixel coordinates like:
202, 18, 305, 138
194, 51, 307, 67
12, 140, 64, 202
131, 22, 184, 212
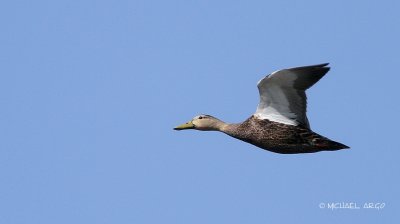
198, 116, 203, 119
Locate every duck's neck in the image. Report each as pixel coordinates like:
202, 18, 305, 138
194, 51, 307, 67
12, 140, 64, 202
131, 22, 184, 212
214, 119, 240, 135
205, 118, 228, 131
220, 123, 241, 135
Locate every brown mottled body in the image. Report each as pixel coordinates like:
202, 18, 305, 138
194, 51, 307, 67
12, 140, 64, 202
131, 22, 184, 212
174, 64, 350, 154
223, 116, 349, 154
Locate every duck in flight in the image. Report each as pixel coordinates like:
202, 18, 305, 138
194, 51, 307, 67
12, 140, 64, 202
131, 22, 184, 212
174, 63, 349, 154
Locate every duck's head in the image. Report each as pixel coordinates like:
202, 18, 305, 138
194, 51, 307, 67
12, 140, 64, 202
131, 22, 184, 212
174, 115, 223, 131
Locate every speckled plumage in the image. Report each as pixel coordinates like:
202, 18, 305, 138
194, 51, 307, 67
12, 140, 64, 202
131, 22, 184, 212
223, 115, 349, 154
174, 63, 349, 154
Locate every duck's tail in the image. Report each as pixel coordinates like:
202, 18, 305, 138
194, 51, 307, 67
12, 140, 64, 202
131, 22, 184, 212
314, 138, 350, 151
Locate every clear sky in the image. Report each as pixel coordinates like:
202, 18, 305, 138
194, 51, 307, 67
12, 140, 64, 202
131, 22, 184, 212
1, 0, 399, 223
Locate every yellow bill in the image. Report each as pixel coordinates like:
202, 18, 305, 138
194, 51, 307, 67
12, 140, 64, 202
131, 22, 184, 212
174, 120, 195, 130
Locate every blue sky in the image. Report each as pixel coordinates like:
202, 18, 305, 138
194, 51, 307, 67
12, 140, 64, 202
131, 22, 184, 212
1, 0, 399, 223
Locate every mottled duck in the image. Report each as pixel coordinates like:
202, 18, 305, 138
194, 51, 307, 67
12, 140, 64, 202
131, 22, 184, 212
174, 63, 349, 154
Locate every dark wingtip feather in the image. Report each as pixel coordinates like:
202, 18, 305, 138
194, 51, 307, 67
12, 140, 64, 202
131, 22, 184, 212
316, 63, 329, 67
311, 63, 330, 71
290, 63, 331, 90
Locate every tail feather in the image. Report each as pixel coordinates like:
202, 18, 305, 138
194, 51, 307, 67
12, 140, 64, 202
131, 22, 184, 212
315, 139, 349, 150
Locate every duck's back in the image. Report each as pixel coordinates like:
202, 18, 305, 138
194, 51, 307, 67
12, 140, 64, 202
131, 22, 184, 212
225, 116, 348, 154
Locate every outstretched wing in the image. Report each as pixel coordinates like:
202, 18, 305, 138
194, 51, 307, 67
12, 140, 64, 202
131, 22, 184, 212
254, 63, 330, 128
